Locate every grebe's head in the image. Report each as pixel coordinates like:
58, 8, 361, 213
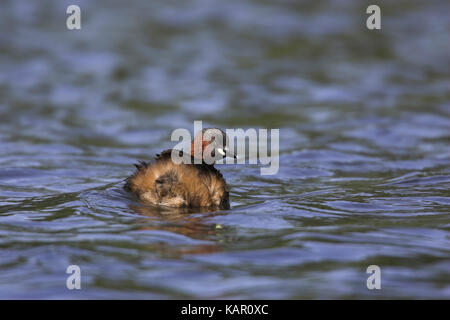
191, 128, 236, 163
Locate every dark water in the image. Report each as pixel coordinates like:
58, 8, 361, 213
0, 0, 449, 299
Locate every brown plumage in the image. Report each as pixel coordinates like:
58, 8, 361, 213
124, 128, 236, 210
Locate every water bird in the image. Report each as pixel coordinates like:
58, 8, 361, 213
124, 128, 236, 210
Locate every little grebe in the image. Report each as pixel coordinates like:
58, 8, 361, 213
124, 128, 236, 210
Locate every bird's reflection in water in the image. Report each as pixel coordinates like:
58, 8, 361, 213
129, 203, 225, 256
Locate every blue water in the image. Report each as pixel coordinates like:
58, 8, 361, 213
0, 0, 449, 298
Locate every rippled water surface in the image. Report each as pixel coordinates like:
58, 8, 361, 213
0, 0, 449, 299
